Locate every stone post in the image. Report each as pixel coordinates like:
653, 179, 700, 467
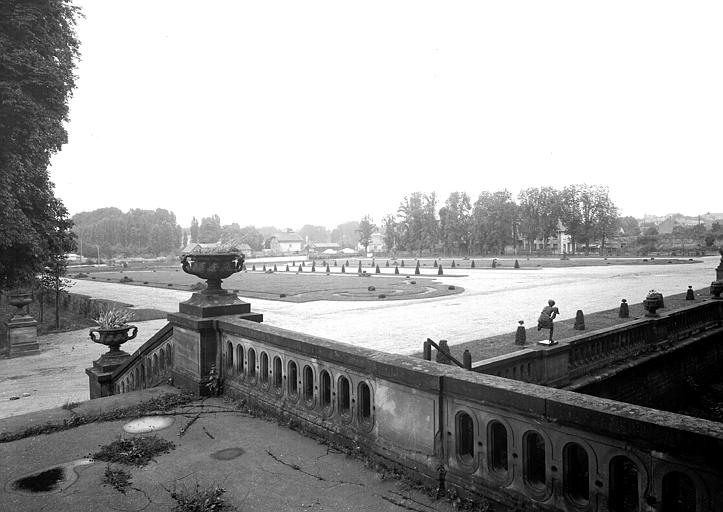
717, 248, 723, 281
686, 286, 695, 300
515, 321, 526, 345
423, 340, 432, 360
462, 349, 472, 370
170, 248, 262, 396
86, 350, 130, 399
574, 310, 586, 330
5, 313, 39, 358
619, 299, 629, 318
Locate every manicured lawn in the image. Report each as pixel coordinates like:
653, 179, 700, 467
74, 268, 463, 303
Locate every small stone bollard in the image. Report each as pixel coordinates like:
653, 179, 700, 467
436, 339, 451, 364
686, 286, 695, 300
574, 310, 585, 330
619, 299, 629, 318
423, 340, 432, 360
515, 320, 526, 345
463, 349, 472, 370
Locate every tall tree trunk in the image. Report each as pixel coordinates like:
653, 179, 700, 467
54, 279, 60, 330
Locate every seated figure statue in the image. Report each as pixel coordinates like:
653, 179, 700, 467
537, 299, 560, 344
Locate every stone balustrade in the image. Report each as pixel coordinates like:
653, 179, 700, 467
474, 299, 723, 388
110, 323, 175, 394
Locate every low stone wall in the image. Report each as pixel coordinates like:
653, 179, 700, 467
214, 318, 723, 512
41, 290, 131, 320
472, 299, 723, 389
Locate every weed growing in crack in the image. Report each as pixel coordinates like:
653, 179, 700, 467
92, 435, 175, 467
103, 465, 132, 494
170, 482, 236, 512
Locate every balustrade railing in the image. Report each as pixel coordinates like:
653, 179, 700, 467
110, 323, 174, 394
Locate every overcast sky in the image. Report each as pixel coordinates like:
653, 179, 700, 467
49, 1, 723, 229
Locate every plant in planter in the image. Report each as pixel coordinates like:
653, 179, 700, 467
643, 290, 664, 317
89, 306, 137, 355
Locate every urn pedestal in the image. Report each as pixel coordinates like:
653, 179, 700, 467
4, 291, 39, 358
85, 325, 137, 398
170, 249, 263, 396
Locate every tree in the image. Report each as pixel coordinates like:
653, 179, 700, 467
190, 217, 199, 243
330, 221, 359, 248
471, 190, 517, 254
0, 0, 81, 289
381, 214, 399, 256
439, 192, 471, 256
357, 215, 377, 254
198, 214, 222, 243
619, 216, 641, 237
298, 225, 330, 244
397, 192, 425, 255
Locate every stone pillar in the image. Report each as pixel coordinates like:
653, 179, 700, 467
169, 290, 262, 396
5, 311, 40, 358
86, 350, 130, 399
717, 249, 723, 281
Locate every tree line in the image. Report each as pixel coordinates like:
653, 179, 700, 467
379, 185, 620, 256
72, 208, 183, 259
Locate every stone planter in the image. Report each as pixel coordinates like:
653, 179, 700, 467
89, 324, 138, 354
7, 291, 33, 318
643, 294, 662, 317
181, 252, 244, 294
710, 280, 723, 299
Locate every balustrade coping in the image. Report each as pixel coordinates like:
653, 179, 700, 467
111, 322, 173, 379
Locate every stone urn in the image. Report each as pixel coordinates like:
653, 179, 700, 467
710, 280, 723, 299
89, 324, 138, 355
181, 245, 245, 295
643, 291, 664, 317
7, 290, 33, 319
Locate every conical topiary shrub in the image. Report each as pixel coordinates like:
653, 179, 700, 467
452, 260, 456, 268
438, 265, 444, 275
394, 265, 399, 275
286, 265, 289, 272
415, 264, 420, 275
514, 259, 520, 269
263, 264, 267, 271
385, 260, 389, 267
346, 260, 349, 267
357, 261, 362, 273
401, 260, 405, 267
471, 260, 475, 268
326, 263, 330, 273
252, 264, 256, 271
370, 260, 375, 267
311, 262, 316, 272
273, 264, 277, 272
341, 264, 346, 273
298, 264, 303, 272
434, 260, 438, 268
376, 264, 380, 274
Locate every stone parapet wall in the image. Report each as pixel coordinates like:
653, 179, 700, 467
473, 299, 723, 388
214, 317, 723, 512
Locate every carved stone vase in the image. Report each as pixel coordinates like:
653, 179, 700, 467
643, 292, 663, 317
710, 280, 723, 299
7, 291, 33, 319
89, 325, 138, 354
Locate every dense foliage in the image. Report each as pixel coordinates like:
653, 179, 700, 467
0, 0, 80, 288
383, 185, 620, 256
72, 208, 182, 258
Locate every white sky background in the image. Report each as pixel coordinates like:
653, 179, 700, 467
49, 1, 723, 229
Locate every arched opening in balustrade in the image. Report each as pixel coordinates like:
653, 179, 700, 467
523, 431, 546, 488
455, 411, 475, 463
153, 353, 159, 376
563, 443, 589, 504
338, 376, 350, 415
167, 345, 173, 367
662, 471, 696, 512
160, 348, 166, 371
303, 365, 314, 401
273, 356, 283, 390
236, 345, 244, 374
130, 373, 135, 390
146, 361, 152, 383
226, 341, 233, 369
120, 382, 125, 394
288, 361, 298, 396
488, 421, 508, 472
358, 382, 372, 421
320, 370, 331, 408
260, 352, 269, 384
609, 456, 639, 512
248, 348, 256, 378
140, 364, 146, 388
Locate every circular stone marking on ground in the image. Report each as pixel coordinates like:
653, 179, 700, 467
210, 447, 245, 460
122, 416, 174, 434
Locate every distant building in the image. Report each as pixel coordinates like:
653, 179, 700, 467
309, 242, 341, 255
264, 232, 304, 255
65, 253, 82, 263
357, 233, 385, 254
